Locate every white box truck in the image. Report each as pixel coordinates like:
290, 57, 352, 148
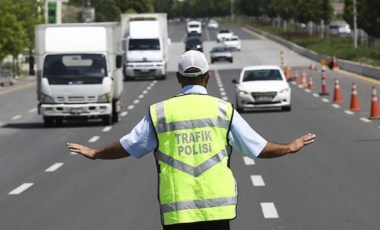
35, 22, 123, 127
121, 13, 169, 80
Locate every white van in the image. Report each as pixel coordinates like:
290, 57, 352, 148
187, 20, 202, 36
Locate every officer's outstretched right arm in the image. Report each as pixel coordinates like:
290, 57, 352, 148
67, 141, 130, 160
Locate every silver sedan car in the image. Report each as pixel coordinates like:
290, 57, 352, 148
210, 46, 233, 63
232, 65, 291, 112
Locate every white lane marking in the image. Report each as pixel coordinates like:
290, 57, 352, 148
220, 92, 226, 96
312, 93, 320, 98
102, 126, 112, 132
138, 94, 144, 99
29, 108, 37, 113
250, 175, 265, 187
243, 156, 255, 165
133, 99, 140, 104
143, 90, 148, 94
321, 98, 329, 103
222, 96, 229, 100
121, 111, 128, 116
70, 151, 78, 155
12, 115, 22, 120
304, 89, 311, 93
147, 86, 152, 90
9, 183, 34, 195
0, 122, 3, 127
344, 110, 354, 115
128, 105, 134, 110
88, 136, 100, 142
332, 104, 341, 108
261, 202, 279, 218
45, 162, 64, 172
360, 117, 371, 123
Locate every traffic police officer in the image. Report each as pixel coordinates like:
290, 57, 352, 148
67, 50, 315, 230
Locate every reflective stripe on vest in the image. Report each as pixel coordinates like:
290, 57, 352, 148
154, 148, 227, 177
161, 196, 237, 213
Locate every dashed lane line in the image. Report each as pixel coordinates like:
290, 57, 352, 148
29, 108, 37, 113
261, 202, 279, 219
102, 126, 112, 132
120, 111, 128, 116
12, 115, 22, 120
127, 105, 135, 110
8, 183, 34, 195
250, 175, 266, 187
88, 136, 100, 143
243, 156, 255, 165
45, 163, 64, 172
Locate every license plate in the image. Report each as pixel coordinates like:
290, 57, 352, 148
70, 108, 82, 114
255, 96, 272, 102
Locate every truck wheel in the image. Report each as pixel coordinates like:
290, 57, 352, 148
43, 117, 54, 127
102, 115, 113, 126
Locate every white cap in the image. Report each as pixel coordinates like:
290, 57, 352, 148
178, 50, 209, 77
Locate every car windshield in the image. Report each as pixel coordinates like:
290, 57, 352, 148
243, 69, 283, 82
43, 54, 107, 80
212, 47, 228, 52
219, 30, 230, 34
186, 38, 202, 45
129, 38, 160, 51
189, 24, 200, 28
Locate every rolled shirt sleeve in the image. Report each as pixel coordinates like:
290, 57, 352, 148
119, 115, 157, 159
228, 110, 267, 158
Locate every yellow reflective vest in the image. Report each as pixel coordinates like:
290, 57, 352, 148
149, 94, 237, 225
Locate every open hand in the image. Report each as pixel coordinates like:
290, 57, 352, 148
289, 133, 316, 153
67, 143, 96, 159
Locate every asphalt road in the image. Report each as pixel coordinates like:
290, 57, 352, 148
0, 22, 380, 230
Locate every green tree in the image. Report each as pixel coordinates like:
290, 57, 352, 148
359, 0, 380, 37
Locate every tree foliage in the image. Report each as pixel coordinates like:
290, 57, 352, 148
0, 0, 42, 63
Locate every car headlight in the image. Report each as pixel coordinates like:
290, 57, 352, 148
98, 93, 112, 103
238, 90, 249, 96
40, 93, 54, 103
279, 88, 290, 94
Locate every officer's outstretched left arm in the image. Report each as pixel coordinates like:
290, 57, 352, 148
258, 133, 315, 159
67, 141, 130, 160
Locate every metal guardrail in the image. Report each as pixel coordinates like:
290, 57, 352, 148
245, 25, 380, 82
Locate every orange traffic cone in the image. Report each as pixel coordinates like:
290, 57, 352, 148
319, 66, 329, 96
293, 71, 299, 82
333, 78, 343, 104
369, 86, 380, 119
308, 77, 314, 91
331, 55, 339, 70
284, 66, 291, 80
349, 82, 361, 112
300, 70, 308, 88
309, 63, 317, 71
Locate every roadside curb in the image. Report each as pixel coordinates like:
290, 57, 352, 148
244, 24, 380, 82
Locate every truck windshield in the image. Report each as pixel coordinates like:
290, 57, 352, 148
43, 54, 107, 80
128, 39, 160, 51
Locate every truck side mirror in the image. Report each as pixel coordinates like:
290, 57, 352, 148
116, 55, 122, 69
232, 79, 238, 84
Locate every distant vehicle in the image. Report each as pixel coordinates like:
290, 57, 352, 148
185, 37, 203, 52
187, 20, 202, 36
210, 46, 233, 63
223, 35, 241, 51
207, 20, 219, 29
216, 29, 233, 42
0, 68, 14, 86
35, 23, 124, 126
329, 22, 351, 37
232, 65, 291, 112
121, 13, 169, 80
